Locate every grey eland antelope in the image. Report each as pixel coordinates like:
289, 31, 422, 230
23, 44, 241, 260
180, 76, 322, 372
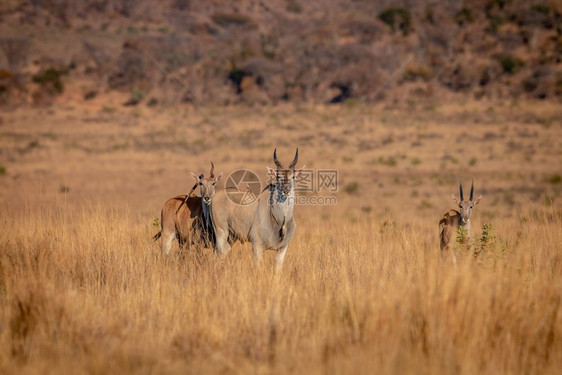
211, 148, 301, 272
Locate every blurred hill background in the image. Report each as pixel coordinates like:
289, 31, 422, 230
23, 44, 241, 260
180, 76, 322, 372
0, 0, 561, 107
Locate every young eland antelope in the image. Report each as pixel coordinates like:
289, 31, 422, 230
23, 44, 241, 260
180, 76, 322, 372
154, 162, 222, 254
439, 179, 482, 259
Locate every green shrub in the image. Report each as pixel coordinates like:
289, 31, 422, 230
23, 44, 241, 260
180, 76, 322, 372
211, 12, 256, 27
344, 181, 359, 195
498, 55, 523, 74
377, 156, 397, 166
124, 89, 145, 106
488, 16, 503, 32
403, 66, 433, 81
456, 226, 468, 246
531, 4, 550, 15
32, 68, 64, 93
286, 0, 302, 14
0, 166, 5, 175
378, 8, 411, 36
454, 8, 474, 25
549, 174, 561, 184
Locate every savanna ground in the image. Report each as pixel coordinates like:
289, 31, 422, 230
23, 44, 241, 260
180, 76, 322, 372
0, 97, 561, 373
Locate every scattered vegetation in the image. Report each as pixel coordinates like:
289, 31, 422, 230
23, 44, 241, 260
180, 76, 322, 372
286, 0, 303, 14
211, 12, 256, 28
124, 89, 146, 106
1, 2, 561, 105
548, 174, 561, 184
83, 90, 97, 100
32, 68, 64, 93
499, 55, 524, 74
376, 156, 398, 167
403, 66, 433, 82
454, 7, 474, 26
343, 181, 359, 194
378, 8, 412, 36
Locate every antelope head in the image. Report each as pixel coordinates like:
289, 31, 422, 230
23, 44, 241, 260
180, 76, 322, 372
191, 162, 223, 205
267, 148, 302, 201
452, 179, 482, 224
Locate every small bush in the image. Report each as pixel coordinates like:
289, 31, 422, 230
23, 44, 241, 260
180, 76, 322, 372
531, 4, 550, 15
411, 158, 422, 165
84, 90, 97, 100
454, 8, 474, 26
0, 166, 5, 175
378, 156, 397, 166
549, 174, 561, 184
344, 182, 359, 195
469, 157, 477, 166
32, 68, 64, 93
488, 16, 503, 32
286, 0, 302, 14
378, 8, 411, 36
124, 89, 145, 106
456, 226, 468, 246
211, 13, 256, 28
403, 66, 433, 82
498, 55, 523, 74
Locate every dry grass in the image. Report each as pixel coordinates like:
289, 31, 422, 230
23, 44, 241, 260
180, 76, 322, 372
0, 101, 561, 373
0, 199, 560, 374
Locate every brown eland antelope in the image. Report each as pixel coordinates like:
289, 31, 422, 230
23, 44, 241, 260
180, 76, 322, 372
439, 179, 481, 259
211, 148, 301, 272
153, 162, 222, 255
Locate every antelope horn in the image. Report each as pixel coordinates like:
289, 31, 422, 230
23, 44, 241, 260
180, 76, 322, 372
459, 179, 464, 201
470, 179, 474, 201
273, 148, 283, 169
209, 161, 215, 178
289, 148, 299, 169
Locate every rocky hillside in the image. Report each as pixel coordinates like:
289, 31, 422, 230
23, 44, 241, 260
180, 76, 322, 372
0, 0, 561, 107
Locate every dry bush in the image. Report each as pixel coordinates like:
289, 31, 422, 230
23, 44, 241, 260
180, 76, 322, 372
0, 200, 560, 373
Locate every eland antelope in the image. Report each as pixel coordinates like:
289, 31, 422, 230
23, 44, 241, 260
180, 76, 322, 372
211, 148, 301, 271
439, 179, 482, 258
154, 162, 222, 254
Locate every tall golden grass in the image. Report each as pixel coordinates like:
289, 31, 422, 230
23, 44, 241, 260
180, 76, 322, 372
1, 198, 560, 374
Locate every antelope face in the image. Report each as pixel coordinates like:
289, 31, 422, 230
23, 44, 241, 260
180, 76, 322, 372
452, 179, 482, 225
191, 162, 223, 205
457, 200, 477, 223
275, 169, 295, 197
267, 148, 302, 200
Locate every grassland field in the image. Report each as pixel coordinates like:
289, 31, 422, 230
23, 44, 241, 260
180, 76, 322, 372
0, 97, 561, 373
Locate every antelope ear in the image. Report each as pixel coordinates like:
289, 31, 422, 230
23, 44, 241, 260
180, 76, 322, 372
190, 172, 200, 182
295, 165, 306, 178
215, 172, 223, 182
452, 194, 460, 204
473, 195, 482, 206
267, 167, 276, 177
